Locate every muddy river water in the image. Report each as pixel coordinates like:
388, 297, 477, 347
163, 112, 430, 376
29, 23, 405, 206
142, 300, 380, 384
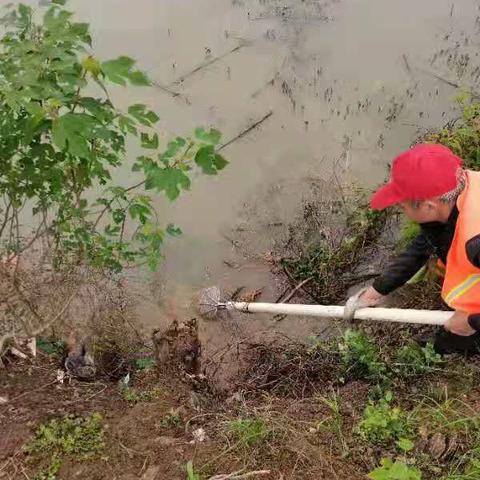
17, 0, 480, 351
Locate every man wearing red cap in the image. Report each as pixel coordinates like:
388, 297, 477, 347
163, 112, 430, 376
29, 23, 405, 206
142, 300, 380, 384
345, 143, 480, 353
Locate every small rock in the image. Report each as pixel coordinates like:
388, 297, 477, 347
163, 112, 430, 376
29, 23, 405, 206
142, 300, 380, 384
0, 396, 8, 404
191, 427, 207, 443
56, 369, 65, 384
428, 432, 447, 459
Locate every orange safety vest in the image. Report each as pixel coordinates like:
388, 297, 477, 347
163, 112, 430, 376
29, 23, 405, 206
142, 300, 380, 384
441, 170, 480, 313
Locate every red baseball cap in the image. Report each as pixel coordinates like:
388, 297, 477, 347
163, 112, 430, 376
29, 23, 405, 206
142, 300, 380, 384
370, 144, 463, 210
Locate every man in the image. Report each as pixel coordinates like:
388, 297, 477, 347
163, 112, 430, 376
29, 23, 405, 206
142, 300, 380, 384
345, 143, 480, 353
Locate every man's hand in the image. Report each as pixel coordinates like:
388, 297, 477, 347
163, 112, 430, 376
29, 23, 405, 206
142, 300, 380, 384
344, 286, 385, 322
444, 311, 476, 336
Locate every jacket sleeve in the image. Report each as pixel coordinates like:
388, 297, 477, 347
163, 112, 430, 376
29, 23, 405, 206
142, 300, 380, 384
372, 233, 433, 295
466, 235, 480, 328
466, 235, 480, 268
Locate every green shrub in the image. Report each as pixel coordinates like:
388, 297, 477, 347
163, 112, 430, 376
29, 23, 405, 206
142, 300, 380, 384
338, 329, 387, 382
358, 392, 414, 445
394, 342, 443, 377
425, 94, 480, 171
369, 458, 422, 480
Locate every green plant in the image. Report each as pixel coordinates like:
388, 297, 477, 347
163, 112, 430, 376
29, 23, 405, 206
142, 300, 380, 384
425, 93, 480, 171
185, 461, 201, 480
0, 0, 227, 272
159, 408, 183, 428
418, 396, 480, 437
27, 413, 104, 458
444, 448, 480, 479
34, 455, 62, 480
225, 417, 271, 449
358, 392, 415, 445
121, 386, 162, 404
338, 329, 387, 382
283, 202, 386, 304
369, 458, 422, 480
133, 357, 156, 370
36, 337, 66, 355
398, 218, 420, 250
316, 390, 348, 454
394, 342, 443, 377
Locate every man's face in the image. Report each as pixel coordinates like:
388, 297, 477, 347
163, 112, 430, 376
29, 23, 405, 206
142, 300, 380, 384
398, 200, 440, 223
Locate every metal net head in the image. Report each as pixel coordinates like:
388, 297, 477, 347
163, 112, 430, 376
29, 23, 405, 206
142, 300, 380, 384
195, 286, 223, 319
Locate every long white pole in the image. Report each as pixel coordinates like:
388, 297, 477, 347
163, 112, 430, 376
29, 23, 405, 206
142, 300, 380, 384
229, 302, 451, 326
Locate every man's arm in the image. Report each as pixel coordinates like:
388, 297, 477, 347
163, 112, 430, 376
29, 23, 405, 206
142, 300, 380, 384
464, 234, 480, 333
372, 232, 433, 295
343, 232, 433, 320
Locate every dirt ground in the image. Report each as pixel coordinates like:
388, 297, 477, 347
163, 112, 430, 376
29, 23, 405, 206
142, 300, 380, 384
2, 325, 480, 480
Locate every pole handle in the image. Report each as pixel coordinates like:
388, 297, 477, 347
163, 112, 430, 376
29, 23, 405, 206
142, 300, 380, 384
229, 302, 450, 326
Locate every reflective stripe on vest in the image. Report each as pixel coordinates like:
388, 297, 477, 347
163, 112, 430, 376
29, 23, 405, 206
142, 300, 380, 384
444, 273, 480, 304
441, 170, 480, 313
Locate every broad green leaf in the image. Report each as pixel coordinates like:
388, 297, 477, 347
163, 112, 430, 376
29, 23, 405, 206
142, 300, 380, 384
195, 127, 222, 145
141, 132, 159, 149
166, 224, 182, 237
145, 167, 191, 200
396, 438, 414, 452
195, 145, 228, 175
213, 153, 228, 170
52, 113, 97, 158
128, 104, 159, 126
127, 70, 150, 86
102, 56, 150, 87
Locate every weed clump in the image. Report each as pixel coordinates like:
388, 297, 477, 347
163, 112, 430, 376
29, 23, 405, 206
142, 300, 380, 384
27, 413, 104, 458
225, 417, 271, 448
394, 342, 443, 378
358, 392, 415, 446
338, 329, 387, 382
27, 414, 104, 480
368, 458, 422, 480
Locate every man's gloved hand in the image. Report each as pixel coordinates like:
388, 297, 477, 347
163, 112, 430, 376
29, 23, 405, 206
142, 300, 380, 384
344, 286, 385, 322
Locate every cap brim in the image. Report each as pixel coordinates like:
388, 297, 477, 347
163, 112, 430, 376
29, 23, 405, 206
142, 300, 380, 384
370, 182, 405, 210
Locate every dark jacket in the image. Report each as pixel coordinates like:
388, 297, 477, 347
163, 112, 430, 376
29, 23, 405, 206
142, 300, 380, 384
373, 206, 480, 300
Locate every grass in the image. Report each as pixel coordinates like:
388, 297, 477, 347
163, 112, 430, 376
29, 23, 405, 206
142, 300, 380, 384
120, 385, 163, 404
425, 93, 480, 171
225, 417, 271, 448
283, 200, 386, 304
316, 390, 349, 454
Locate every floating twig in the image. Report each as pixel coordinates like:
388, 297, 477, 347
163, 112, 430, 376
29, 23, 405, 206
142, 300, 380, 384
169, 44, 246, 87
416, 68, 480, 98
151, 81, 182, 98
219, 111, 273, 151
